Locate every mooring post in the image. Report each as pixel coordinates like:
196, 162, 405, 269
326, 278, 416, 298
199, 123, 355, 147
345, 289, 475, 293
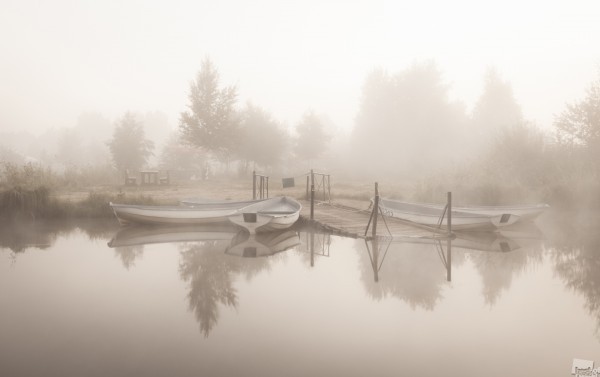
306, 175, 309, 200
327, 175, 331, 204
310, 169, 315, 221
252, 171, 256, 200
266, 176, 269, 199
447, 191, 452, 236
372, 182, 379, 238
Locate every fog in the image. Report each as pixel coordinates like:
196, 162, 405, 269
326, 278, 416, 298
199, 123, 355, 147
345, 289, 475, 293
1, 0, 600, 207
1, 0, 599, 135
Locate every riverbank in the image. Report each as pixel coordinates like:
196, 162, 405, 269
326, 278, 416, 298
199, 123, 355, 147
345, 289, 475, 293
1, 175, 599, 222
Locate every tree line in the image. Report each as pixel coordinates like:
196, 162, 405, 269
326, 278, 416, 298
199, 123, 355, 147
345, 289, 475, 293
17, 57, 600, 207
107, 58, 330, 176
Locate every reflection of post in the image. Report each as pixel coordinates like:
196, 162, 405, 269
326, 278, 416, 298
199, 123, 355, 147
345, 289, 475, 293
446, 238, 452, 282
372, 237, 379, 282
310, 229, 315, 267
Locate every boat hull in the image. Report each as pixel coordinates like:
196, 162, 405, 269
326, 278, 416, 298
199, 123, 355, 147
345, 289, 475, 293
109, 197, 302, 233
109, 203, 238, 226
227, 197, 302, 234
379, 198, 519, 231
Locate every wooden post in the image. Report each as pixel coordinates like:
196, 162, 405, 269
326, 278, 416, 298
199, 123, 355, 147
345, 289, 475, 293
252, 171, 256, 200
447, 191, 452, 235
372, 182, 379, 238
328, 175, 331, 204
266, 176, 269, 199
306, 175, 309, 200
310, 169, 315, 221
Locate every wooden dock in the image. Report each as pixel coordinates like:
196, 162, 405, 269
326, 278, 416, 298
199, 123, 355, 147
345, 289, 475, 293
298, 200, 446, 239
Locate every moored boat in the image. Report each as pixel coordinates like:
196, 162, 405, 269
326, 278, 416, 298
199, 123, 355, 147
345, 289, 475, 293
417, 201, 549, 221
378, 198, 519, 231
109, 202, 240, 226
109, 196, 301, 233
227, 196, 302, 234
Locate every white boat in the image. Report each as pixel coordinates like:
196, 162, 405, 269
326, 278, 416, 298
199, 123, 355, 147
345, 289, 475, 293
109, 196, 301, 233
378, 198, 519, 231
416, 201, 549, 221
227, 196, 302, 234
180, 197, 268, 208
109, 202, 241, 226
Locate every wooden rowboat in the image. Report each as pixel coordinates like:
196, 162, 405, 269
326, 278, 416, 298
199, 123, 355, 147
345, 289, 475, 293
109, 196, 301, 234
378, 198, 519, 231
228, 197, 302, 234
414, 201, 549, 221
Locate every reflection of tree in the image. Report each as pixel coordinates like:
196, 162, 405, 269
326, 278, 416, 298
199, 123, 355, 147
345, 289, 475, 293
469, 245, 543, 306
552, 225, 600, 336
0, 219, 118, 256
114, 245, 144, 269
178, 241, 272, 337
358, 239, 465, 310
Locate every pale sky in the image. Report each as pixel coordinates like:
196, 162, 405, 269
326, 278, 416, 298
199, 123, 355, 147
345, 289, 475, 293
1, 0, 599, 136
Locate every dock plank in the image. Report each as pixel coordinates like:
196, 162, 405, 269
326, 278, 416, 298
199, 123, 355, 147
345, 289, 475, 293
298, 200, 445, 239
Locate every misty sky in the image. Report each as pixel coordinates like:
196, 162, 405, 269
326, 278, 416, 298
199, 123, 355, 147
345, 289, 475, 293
1, 0, 599, 136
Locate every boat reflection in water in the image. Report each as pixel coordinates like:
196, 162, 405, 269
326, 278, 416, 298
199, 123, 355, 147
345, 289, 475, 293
361, 224, 545, 309
108, 224, 300, 257
108, 225, 300, 336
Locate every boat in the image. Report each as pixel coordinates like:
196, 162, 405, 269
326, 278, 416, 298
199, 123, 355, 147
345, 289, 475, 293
378, 198, 519, 231
180, 197, 268, 208
416, 201, 549, 221
109, 202, 242, 226
227, 196, 302, 234
109, 196, 301, 233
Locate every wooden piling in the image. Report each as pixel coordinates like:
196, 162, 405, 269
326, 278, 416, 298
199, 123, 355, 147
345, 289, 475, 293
310, 169, 315, 221
372, 182, 379, 238
306, 176, 309, 200
252, 171, 256, 200
447, 191, 452, 235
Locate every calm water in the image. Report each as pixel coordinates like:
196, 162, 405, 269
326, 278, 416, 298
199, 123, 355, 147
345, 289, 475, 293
1, 214, 599, 377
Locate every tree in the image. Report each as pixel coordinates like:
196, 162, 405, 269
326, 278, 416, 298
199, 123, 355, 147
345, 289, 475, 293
351, 62, 467, 176
472, 68, 523, 138
237, 104, 288, 170
107, 112, 154, 172
179, 58, 239, 161
555, 75, 600, 148
294, 111, 330, 163
159, 132, 207, 172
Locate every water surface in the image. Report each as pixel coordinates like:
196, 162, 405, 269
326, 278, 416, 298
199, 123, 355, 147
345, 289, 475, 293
1, 215, 599, 377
